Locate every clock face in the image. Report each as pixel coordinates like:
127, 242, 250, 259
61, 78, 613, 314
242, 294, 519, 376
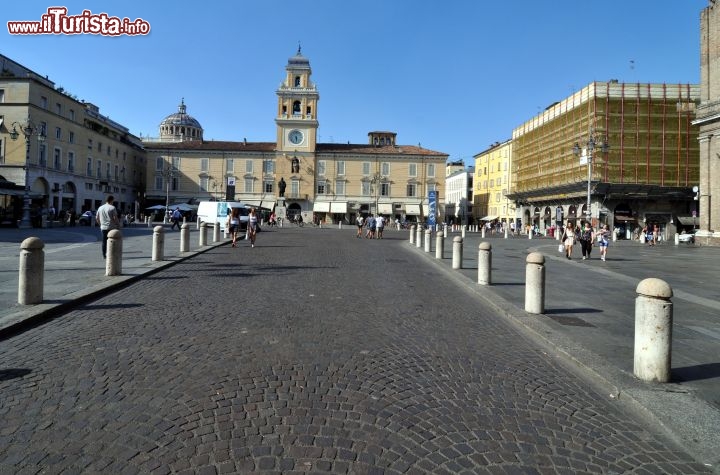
288, 129, 304, 145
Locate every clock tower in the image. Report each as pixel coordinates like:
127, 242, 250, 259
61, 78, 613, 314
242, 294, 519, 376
276, 46, 319, 153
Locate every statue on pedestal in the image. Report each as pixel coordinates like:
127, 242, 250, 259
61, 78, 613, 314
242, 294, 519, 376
278, 177, 286, 197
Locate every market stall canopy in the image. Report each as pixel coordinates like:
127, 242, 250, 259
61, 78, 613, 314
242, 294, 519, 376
313, 202, 330, 212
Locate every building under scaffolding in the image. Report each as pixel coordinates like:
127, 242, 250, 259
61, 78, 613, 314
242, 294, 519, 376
507, 81, 700, 239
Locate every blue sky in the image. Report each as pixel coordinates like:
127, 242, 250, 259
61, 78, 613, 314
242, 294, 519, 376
3, 1, 708, 162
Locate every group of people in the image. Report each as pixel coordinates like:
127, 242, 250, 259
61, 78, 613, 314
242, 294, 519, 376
560, 221, 610, 261
227, 207, 259, 248
355, 214, 386, 239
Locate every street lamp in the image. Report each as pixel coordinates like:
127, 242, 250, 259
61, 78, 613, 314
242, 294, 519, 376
160, 160, 178, 223
9, 118, 46, 228
572, 131, 609, 224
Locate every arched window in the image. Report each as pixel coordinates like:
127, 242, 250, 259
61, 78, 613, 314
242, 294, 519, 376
292, 101, 301, 114
294, 76, 301, 87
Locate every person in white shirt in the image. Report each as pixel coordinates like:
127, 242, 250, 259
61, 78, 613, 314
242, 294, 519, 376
95, 195, 120, 259
375, 215, 386, 239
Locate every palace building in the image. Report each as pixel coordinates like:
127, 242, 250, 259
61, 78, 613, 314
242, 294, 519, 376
143, 48, 448, 224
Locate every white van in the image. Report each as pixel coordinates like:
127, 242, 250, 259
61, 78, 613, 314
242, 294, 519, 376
197, 201, 249, 231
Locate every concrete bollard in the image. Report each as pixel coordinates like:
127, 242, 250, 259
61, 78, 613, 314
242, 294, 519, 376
338, 222, 342, 230
528, 229, 533, 240
180, 223, 190, 252
106, 229, 122, 276
409, 225, 416, 245
461, 225, 466, 239
197, 217, 201, 230
18, 237, 44, 305
435, 232, 444, 259
199, 223, 208, 247
481, 226, 486, 238
524, 252, 545, 314
443, 224, 448, 238
146, 216, 151, 228
634, 278, 673, 383
452, 236, 463, 269
478, 242, 492, 285
674, 233, 679, 246
152, 226, 165, 261
424, 229, 432, 253
213, 222, 221, 243
416, 225, 423, 248
505, 227, 508, 239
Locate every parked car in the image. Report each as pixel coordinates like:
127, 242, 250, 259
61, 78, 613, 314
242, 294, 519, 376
78, 211, 95, 226
678, 229, 697, 244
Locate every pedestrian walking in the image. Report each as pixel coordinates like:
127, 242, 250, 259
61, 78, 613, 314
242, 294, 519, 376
579, 221, 594, 260
248, 207, 258, 248
597, 224, 610, 261
356, 215, 364, 238
560, 222, 575, 260
170, 207, 182, 230
95, 195, 120, 259
227, 207, 242, 247
375, 215, 385, 239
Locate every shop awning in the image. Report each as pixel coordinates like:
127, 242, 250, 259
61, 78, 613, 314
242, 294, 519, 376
378, 203, 393, 214
614, 215, 637, 222
330, 202, 347, 213
242, 200, 263, 207
405, 204, 421, 215
479, 215, 497, 221
313, 202, 330, 212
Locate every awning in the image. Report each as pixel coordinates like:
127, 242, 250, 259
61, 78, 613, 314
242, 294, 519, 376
378, 203, 393, 214
480, 215, 497, 221
405, 204, 421, 215
330, 202, 347, 213
313, 202, 330, 212
242, 200, 263, 207
614, 215, 637, 223
676, 216, 697, 226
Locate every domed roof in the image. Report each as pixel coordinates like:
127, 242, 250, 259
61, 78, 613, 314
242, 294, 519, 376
287, 45, 310, 69
160, 99, 202, 129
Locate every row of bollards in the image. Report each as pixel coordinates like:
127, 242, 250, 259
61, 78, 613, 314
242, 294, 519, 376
409, 231, 675, 384
18, 222, 220, 306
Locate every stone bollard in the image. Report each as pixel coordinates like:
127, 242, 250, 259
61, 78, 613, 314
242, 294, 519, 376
478, 242, 492, 285
424, 229, 432, 253
152, 225, 165, 261
146, 216, 151, 228
528, 229, 533, 240
416, 225, 423, 248
199, 223, 208, 247
409, 225, 416, 245
213, 222, 221, 243
197, 217, 201, 230
461, 225, 466, 239
504, 227, 508, 239
435, 232, 444, 259
674, 233, 679, 246
18, 237, 44, 305
452, 236, 463, 269
338, 222, 342, 230
634, 278, 673, 383
481, 226, 486, 238
524, 252, 545, 314
180, 223, 190, 252
106, 229, 123, 276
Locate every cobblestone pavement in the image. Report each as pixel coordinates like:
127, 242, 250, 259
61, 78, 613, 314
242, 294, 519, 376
0, 228, 711, 474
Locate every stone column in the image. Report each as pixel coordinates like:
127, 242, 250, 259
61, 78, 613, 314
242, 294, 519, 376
524, 252, 545, 314
634, 278, 673, 383
478, 242, 492, 285
152, 226, 165, 261
106, 229, 122, 276
18, 237, 44, 305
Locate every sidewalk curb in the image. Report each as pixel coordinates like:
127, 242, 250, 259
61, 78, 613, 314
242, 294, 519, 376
402, 241, 719, 473
0, 241, 228, 340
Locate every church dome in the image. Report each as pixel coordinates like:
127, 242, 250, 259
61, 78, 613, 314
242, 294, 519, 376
159, 99, 203, 141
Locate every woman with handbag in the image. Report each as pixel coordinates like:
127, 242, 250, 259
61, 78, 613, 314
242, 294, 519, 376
561, 222, 575, 260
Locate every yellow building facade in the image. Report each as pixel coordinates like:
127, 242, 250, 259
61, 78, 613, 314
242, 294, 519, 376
473, 139, 514, 226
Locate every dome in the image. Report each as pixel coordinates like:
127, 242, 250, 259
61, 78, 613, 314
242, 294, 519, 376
160, 99, 202, 129
159, 99, 203, 142
287, 45, 310, 70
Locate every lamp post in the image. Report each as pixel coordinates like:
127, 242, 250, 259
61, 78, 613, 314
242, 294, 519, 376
9, 118, 46, 228
161, 160, 178, 223
572, 131, 609, 225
